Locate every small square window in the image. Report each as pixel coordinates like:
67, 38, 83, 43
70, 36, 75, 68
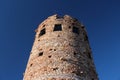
73, 27, 79, 34
39, 28, 46, 36
53, 24, 62, 31
38, 52, 43, 56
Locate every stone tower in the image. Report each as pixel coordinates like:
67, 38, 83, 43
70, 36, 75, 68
23, 14, 98, 80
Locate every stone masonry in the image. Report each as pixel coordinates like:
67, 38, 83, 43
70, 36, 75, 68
23, 14, 99, 80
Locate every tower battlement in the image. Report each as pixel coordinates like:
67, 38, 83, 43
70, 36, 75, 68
23, 14, 98, 80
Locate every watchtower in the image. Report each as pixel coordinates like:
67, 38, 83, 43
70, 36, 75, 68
23, 14, 98, 80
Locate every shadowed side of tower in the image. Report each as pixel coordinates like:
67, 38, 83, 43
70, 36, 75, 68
23, 14, 99, 80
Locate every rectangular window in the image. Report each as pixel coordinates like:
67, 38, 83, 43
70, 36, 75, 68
73, 27, 79, 34
88, 52, 92, 59
53, 24, 62, 31
39, 28, 46, 36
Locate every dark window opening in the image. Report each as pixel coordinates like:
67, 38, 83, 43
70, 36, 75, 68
53, 24, 62, 31
38, 52, 43, 56
39, 28, 46, 37
88, 53, 92, 59
73, 27, 79, 34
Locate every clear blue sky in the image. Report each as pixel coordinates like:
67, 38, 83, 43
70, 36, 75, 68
0, 0, 120, 80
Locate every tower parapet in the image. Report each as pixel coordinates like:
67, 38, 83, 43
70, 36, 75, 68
23, 14, 98, 80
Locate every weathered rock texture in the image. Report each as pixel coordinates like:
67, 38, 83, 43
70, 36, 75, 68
23, 14, 99, 80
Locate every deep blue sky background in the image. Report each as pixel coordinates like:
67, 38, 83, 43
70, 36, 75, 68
0, 0, 120, 80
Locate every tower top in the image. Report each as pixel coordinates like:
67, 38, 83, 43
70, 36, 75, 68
46, 14, 80, 23
35, 14, 85, 33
